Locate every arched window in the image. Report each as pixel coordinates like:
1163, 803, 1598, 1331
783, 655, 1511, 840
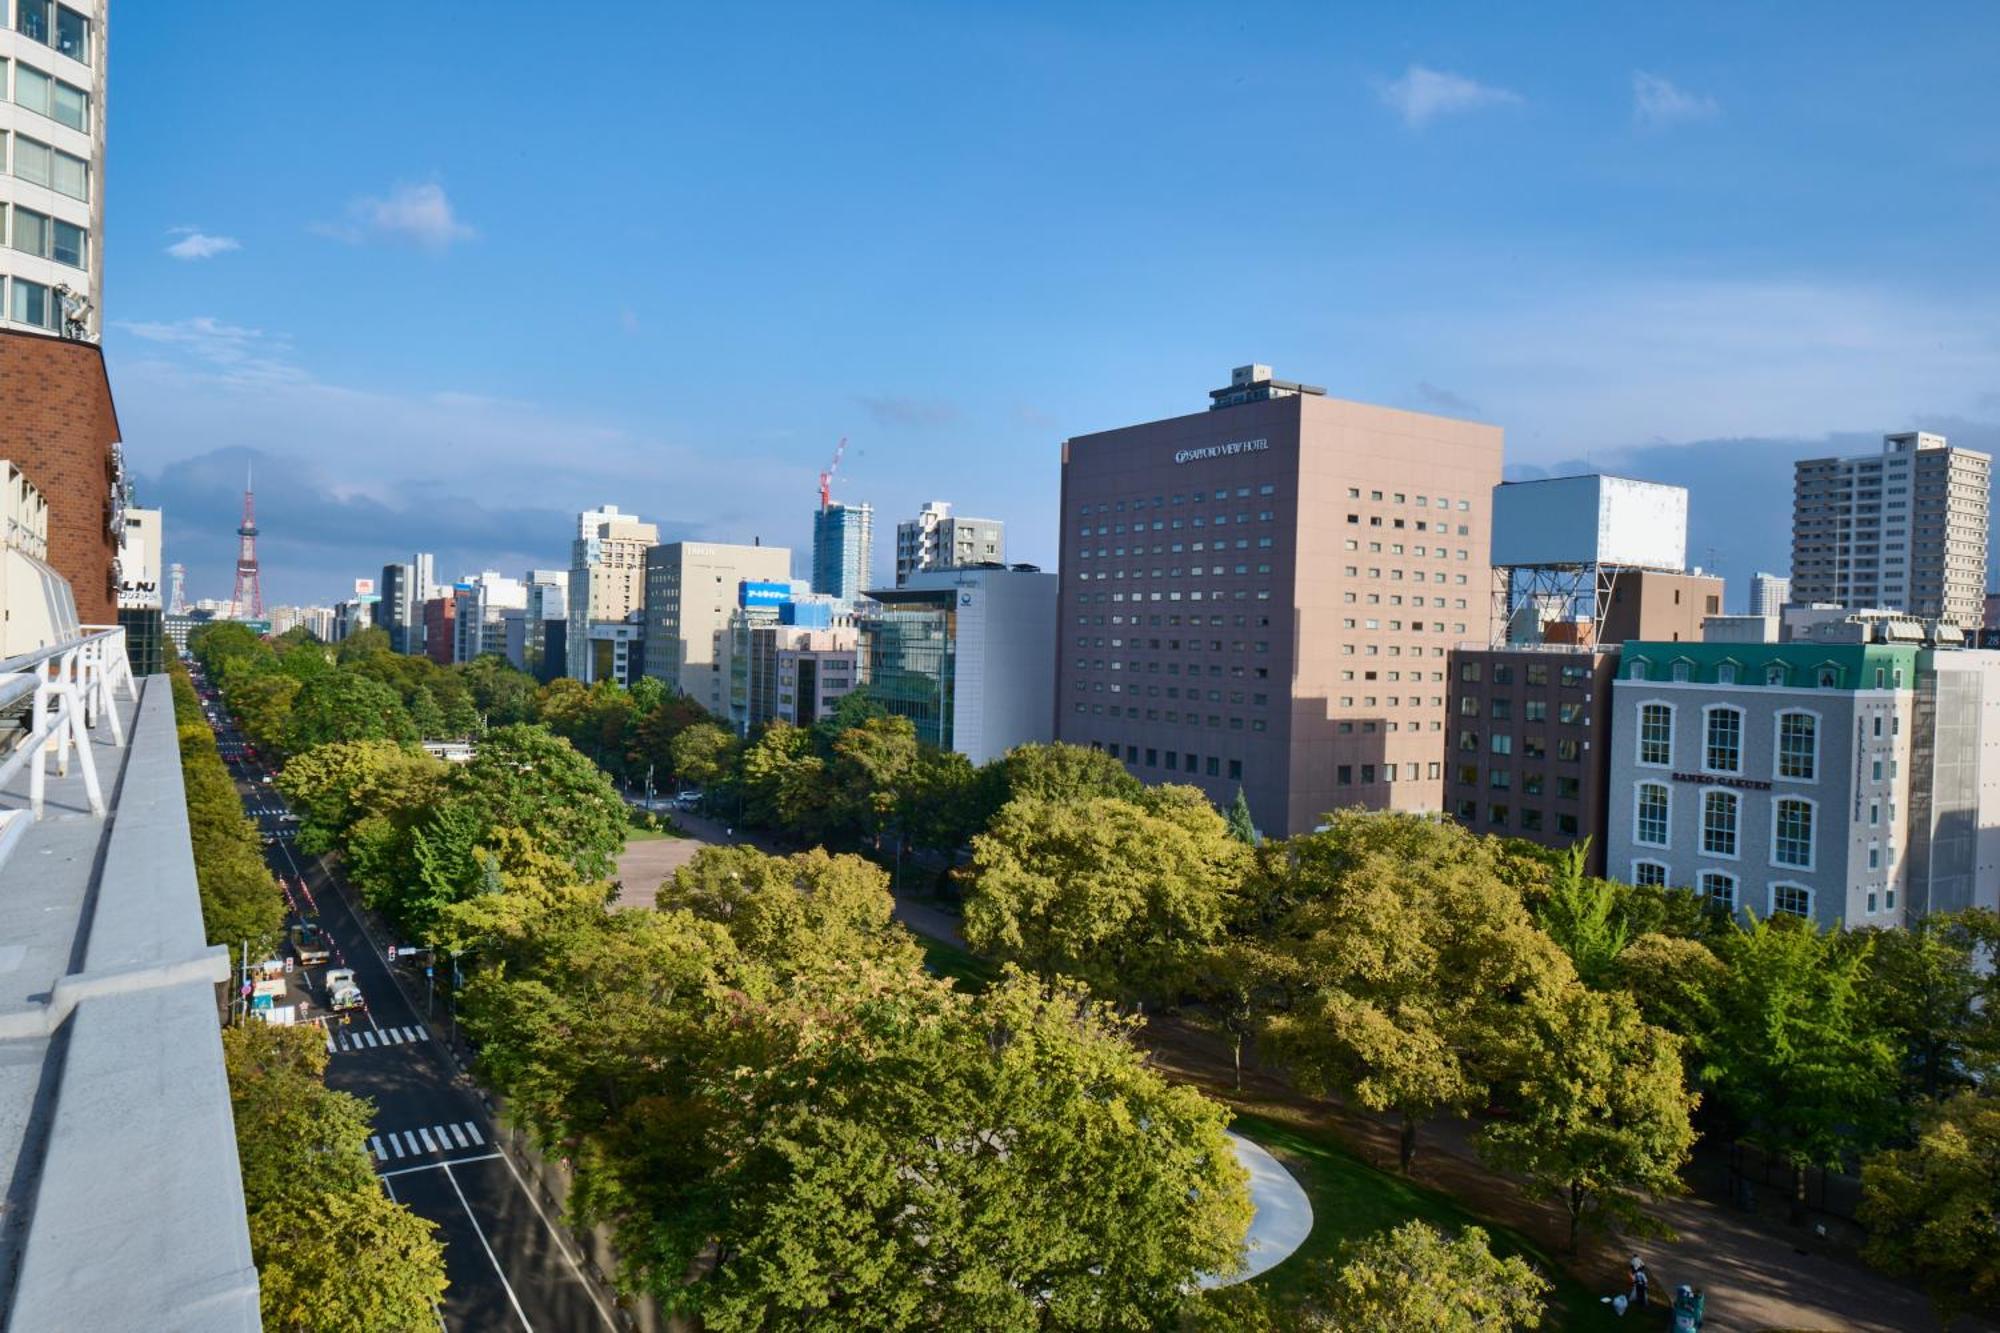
1699, 870, 1736, 912
1771, 882, 1812, 919
1704, 706, 1743, 772
1773, 797, 1815, 869
1635, 783, 1670, 846
1638, 703, 1673, 766
1776, 711, 1817, 781
1702, 790, 1739, 857
1632, 860, 1668, 888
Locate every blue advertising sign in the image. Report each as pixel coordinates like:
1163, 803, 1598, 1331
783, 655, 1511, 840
739, 580, 792, 609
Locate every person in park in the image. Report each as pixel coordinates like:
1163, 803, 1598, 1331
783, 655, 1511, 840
1630, 1255, 1650, 1308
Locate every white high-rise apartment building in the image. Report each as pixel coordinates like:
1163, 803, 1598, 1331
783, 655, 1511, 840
1791, 432, 1992, 630
642, 540, 791, 715
894, 501, 1006, 586
566, 504, 658, 679
1750, 572, 1790, 617
0, 1, 104, 339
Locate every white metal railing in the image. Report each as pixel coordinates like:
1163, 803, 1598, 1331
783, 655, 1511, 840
0, 625, 137, 825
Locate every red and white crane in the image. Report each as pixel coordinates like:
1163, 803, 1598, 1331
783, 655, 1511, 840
818, 436, 848, 512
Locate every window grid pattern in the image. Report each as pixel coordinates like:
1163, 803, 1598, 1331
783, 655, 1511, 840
1638, 703, 1672, 766
1778, 712, 1817, 780
1702, 790, 1738, 857
1774, 799, 1814, 868
1705, 707, 1742, 773
1635, 783, 1669, 846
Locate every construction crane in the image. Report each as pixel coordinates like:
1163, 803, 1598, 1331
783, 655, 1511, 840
818, 436, 848, 511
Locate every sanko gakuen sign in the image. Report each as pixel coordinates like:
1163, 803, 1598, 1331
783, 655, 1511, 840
1173, 438, 1269, 465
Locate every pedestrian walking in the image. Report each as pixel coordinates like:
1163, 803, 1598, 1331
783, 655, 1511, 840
1630, 1256, 1650, 1309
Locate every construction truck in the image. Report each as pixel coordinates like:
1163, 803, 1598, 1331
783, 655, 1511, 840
324, 967, 364, 1012
290, 921, 332, 967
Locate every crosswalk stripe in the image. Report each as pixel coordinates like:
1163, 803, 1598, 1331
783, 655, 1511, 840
404, 1026, 422, 1043
462, 1121, 484, 1144
324, 1033, 335, 1053
400, 1132, 420, 1156
378, 1028, 401, 1046
361, 1030, 378, 1048
448, 1124, 469, 1148
386, 1134, 405, 1160
369, 1136, 385, 1162
418, 1127, 438, 1152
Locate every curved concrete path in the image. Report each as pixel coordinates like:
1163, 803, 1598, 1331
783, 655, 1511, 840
1201, 1131, 1314, 1288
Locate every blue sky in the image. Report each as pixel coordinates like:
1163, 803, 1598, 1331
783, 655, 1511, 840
104, 2, 2000, 607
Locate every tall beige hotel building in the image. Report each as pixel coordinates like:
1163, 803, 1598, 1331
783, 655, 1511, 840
1055, 365, 1502, 836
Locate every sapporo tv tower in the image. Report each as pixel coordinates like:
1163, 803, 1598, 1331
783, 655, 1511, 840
230, 463, 263, 620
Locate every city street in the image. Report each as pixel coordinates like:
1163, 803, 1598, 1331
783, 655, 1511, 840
202, 685, 618, 1332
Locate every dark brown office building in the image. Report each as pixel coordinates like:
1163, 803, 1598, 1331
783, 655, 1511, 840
1444, 646, 1619, 873
1055, 365, 1504, 836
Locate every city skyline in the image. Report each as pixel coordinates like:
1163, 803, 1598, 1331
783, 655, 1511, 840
101, 2, 2000, 604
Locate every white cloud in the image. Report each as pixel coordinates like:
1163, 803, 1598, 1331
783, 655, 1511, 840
1378, 65, 1522, 129
1632, 72, 1719, 128
115, 316, 304, 384
164, 229, 240, 260
315, 182, 475, 250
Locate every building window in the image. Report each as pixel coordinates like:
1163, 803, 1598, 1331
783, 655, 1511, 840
1629, 659, 1650, 681
1700, 871, 1736, 912
1638, 703, 1672, 766
1776, 711, 1817, 781
1556, 812, 1579, 836
1717, 663, 1737, 684
1635, 782, 1669, 846
1765, 663, 1787, 686
1773, 798, 1814, 869
1701, 790, 1739, 857
1632, 860, 1667, 887
1671, 660, 1692, 682
1704, 707, 1742, 773
8, 276, 54, 329
1772, 883, 1811, 919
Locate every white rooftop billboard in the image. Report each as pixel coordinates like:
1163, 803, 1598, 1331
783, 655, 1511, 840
1491, 475, 1687, 571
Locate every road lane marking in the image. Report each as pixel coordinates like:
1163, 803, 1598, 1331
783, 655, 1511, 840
489, 1135, 619, 1331
418, 1126, 438, 1152
369, 1136, 385, 1162
386, 1134, 405, 1160
462, 1121, 484, 1144
401, 1132, 420, 1157
361, 1030, 378, 1048
376, 1151, 503, 1179
442, 1162, 535, 1331
448, 1123, 469, 1148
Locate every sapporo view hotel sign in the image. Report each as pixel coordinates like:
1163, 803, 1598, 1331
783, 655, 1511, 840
1173, 438, 1269, 465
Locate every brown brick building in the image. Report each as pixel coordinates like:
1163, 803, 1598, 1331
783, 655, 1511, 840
0, 329, 121, 623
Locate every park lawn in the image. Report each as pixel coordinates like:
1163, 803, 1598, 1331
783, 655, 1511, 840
1234, 1112, 1624, 1331
913, 931, 1004, 992
623, 812, 682, 842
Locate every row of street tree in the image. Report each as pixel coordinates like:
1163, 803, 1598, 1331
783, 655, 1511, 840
188, 624, 2000, 1323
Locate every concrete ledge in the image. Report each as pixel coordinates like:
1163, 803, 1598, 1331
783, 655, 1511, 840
4, 679, 261, 1331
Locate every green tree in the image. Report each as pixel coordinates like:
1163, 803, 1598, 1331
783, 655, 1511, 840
1858, 1091, 2000, 1324
457, 897, 1251, 1331
460, 653, 538, 726
965, 786, 1250, 1004
1863, 913, 1993, 1101
171, 667, 285, 955
452, 725, 627, 878
672, 720, 742, 788
1478, 984, 1697, 1251
223, 1023, 447, 1331
991, 741, 1142, 806
660, 845, 923, 977
229, 670, 302, 755
1308, 1222, 1549, 1332
830, 714, 920, 848
282, 672, 417, 754
1707, 913, 1899, 1221
1534, 843, 1629, 987
900, 746, 986, 858
1224, 787, 1259, 846
1611, 932, 1725, 1077
406, 683, 446, 739
335, 625, 393, 661
738, 720, 841, 838
1256, 813, 1573, 1172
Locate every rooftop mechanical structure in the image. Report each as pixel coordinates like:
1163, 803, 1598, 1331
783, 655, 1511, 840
1489, 475, 1690, 645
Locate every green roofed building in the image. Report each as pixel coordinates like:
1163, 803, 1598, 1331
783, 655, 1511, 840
1606, 639, 2000, 929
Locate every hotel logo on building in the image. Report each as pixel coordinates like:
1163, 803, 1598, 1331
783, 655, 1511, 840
1173, 438, 1269, 465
